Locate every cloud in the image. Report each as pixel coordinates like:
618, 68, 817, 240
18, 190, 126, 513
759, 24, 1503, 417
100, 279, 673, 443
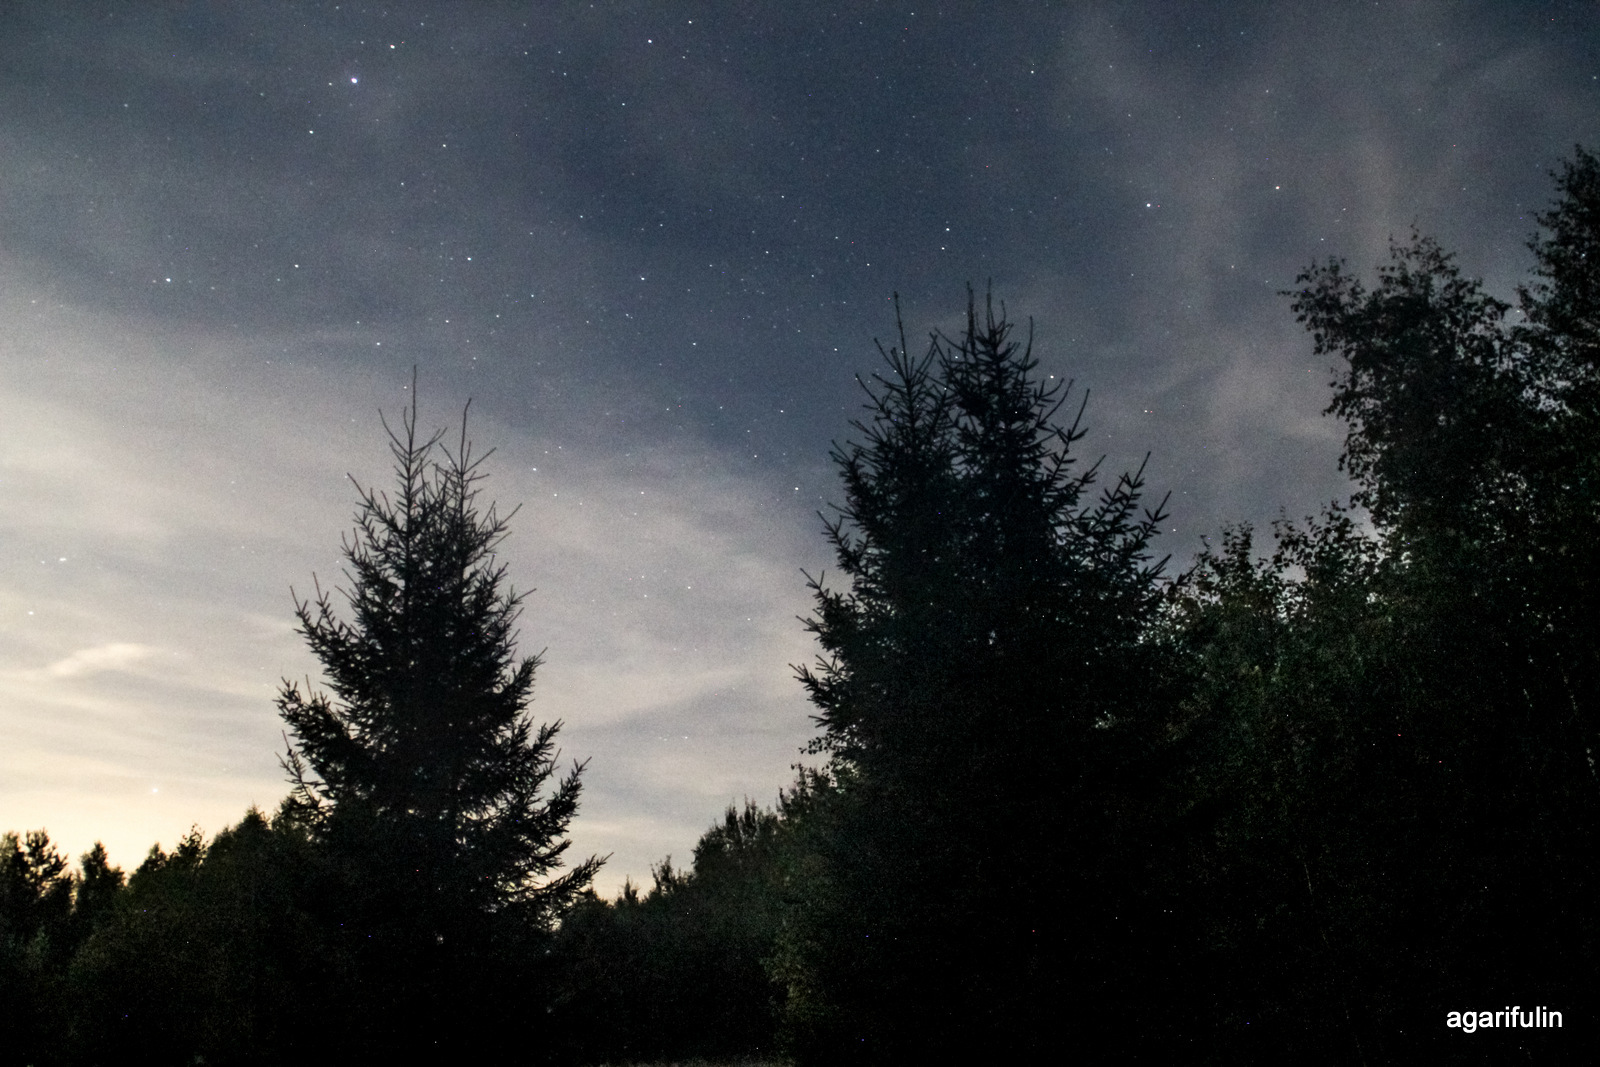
0, 256, 822, 894
41, 642, 160, 679
6, 0, 1592, 898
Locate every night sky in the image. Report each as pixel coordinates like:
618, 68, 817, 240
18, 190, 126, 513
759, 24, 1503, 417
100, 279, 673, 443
3, 2, 1597, 894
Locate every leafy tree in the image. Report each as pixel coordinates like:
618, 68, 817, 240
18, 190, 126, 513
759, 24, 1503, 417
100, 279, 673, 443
65, 813, 346, 1066
1521, 146, 1600, 402
1515, 146, 1600, 761
780, 290, 1172, 1063
277, 395, 599, 1053
552, 794, 803, 1065
1155, 145, 1600, 1062
1, 830, 76, 1065
1289, 151, 1600, 910
1161, 514, 1429, 1061
1293, 232, 1529, 552
1288, 150, 1600, 739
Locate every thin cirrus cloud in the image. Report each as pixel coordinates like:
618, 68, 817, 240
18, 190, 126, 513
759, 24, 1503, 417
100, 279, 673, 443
39, 642, 160, 679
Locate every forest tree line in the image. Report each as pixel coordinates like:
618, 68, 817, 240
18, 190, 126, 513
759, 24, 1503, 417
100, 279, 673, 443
3, 149, 1598, 1065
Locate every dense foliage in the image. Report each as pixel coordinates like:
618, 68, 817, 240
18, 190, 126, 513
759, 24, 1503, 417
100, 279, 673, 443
549, 790, 816, 1065
5, 149, 1597, 1064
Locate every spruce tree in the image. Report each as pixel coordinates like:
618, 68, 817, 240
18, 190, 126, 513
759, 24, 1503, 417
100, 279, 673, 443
782, 290, 1171, 1063
277, 392, 599, 1051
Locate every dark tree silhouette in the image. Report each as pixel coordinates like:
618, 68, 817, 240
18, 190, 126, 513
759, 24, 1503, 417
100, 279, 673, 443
1162, 513, 1418, 1061
1, 830, 76, 1064
277, 393, 599, 1053
65, 816, 342, 1066
1288, 151, 1600, 885
551, 794, 806, 1065
1146, 145, 1600, 1062
779, 290, 1171, 1063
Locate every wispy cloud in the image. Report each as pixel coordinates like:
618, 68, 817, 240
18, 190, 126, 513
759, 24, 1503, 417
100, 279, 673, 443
40, 642, 160, 679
